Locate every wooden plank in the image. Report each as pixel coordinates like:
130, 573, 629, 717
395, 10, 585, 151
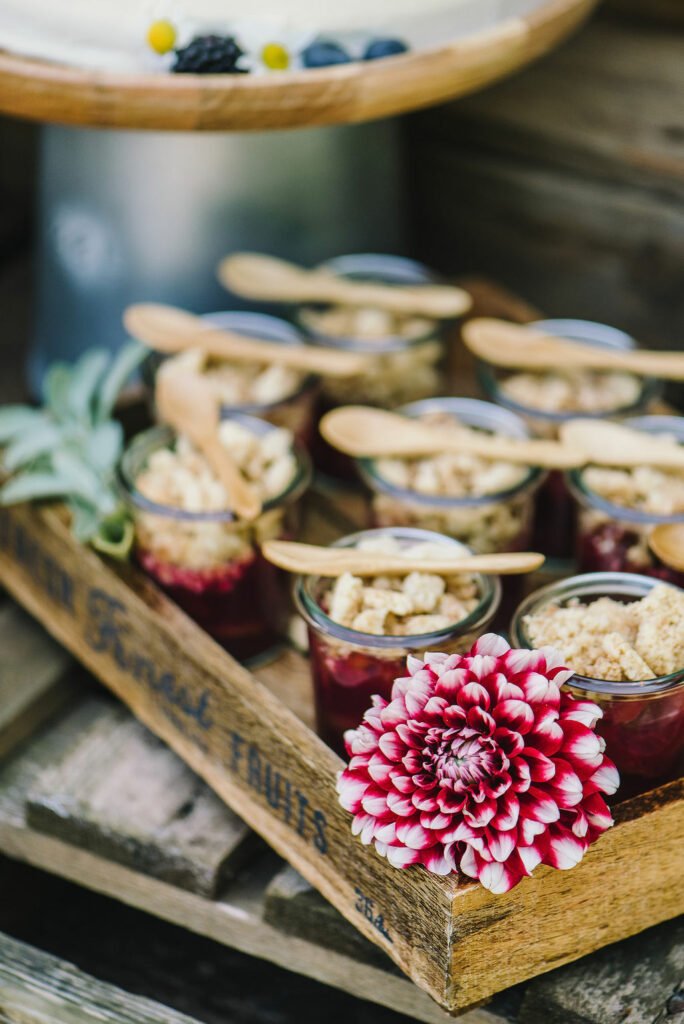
0, 702, 501, 1024
0, 599, 76, 759
264, 864, 398, 972
0, 931, 205, 1024
520, 918, 684, 1024
26, 695, 256, 897
407, 18, 684, 349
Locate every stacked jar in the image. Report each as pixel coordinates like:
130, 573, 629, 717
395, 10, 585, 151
120, 414, 311, 661
295, 527, 501, 756
477, 319, 659, 558
568, 415, 684, 586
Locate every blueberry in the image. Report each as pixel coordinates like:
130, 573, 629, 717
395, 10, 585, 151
363, 38, 408, 61
302, 41, 351, 68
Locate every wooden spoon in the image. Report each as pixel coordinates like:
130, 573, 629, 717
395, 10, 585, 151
462, 318, 684, 381
218, 252, 472, 319
649, 523, 684, 573
155, 369, 262, 521
560, 420, 684, 470
263, 540, 544, 577
124, 303, 370, 378
320, 406, 583, 470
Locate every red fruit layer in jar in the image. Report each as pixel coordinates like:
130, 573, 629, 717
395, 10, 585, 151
308, 628, 404, 757
532, 470, 577, 560
578, 522, 684, 587
597, 690, 684, 798
138, 548, 281, 660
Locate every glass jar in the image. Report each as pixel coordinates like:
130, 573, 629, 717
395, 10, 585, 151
119, 415, 311, 661
295, 526, 501, 756
357, 397, 544, 554
143, 311, 319, 446
478, 319, 660, 559
568, 415, 684, 586
511, 572, 684, 794
296, 254, 448, 411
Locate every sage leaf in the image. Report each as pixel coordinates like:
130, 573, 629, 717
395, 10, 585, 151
0, 406, 47, 444
0, 473, 69, 505
68, 349, 110, 423
67, 498, 100, 542
3, 422, 63, 472
96, 341, 146, 420
86, 420, 123, 472
43, 363, 72, 420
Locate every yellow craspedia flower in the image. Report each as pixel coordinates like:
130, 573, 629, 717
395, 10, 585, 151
147, 19, 177, 55
261, 42, 290, 71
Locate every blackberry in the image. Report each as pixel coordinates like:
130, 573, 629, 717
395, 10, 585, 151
172, 34, 245, 74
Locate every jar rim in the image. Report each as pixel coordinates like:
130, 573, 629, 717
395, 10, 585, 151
510, 571, 684, 697
567, 415, 684, 526
477, 318, 660, 423
294, 526, 501, 650
357, 397, 544, 506
118, 415, 311, 524
295, 253, 444, 353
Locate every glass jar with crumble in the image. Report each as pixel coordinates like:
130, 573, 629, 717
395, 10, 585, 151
296, 255, 449, 411
357, 397, 545, 554
144, 312, 319, 446
511, 572, 684, 795
119, 414, 311, 661
295, 527, 501, 756
477, 319, 660, 558
568, 415, 684, 587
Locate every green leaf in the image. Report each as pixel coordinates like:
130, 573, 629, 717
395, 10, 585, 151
66, 498, 101, 542
3, 422, 63, 472
0, 406, 47, 444
86, 420, 123, 472
68, 349, 110, 424
0, 473, 70, 505
96, 342, 147, 421
91, 512, 135, 561
43, 363, 73, 421
52, 449, 116, 514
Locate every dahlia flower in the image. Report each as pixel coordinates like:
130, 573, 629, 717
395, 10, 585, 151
337, 634, 619, 893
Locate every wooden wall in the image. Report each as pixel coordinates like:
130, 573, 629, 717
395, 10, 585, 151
405, 11, 684, 351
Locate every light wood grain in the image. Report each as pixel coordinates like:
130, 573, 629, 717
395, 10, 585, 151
0, 500, 681, 1012
26, 696, 255, 897
0, 932, 207, 1024
0, 0, 598, 131
0, 600, 76, 759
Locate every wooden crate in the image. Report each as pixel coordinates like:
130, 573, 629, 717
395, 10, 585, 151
0, 498, 681, 1015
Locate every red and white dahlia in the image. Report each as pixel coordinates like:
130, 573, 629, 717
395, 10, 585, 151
337, 634, 619, 893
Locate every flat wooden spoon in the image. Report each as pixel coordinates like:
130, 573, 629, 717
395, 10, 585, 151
320, 406, 583, 469
263, 540, 544, 577
155, 369, 262, 521
648, 523, 684, 572
218, 252, 472, 320
463, 318, 684, 381
124, 303, 370, 379
560, 420, 684, 470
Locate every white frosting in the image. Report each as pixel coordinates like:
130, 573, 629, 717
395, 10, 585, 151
0, 0, 513, 72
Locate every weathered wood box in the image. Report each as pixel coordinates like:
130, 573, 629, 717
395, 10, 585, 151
0, 499, 681, 1015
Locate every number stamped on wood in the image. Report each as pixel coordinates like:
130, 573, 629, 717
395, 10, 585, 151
354, 887, 393, 943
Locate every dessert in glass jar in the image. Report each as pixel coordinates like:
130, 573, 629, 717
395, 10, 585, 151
568, 415, 684, 586
144, 312, 319, 445
477, 319, 660, 559
511, 572, 684, 794
296, 254, 449, 410
294, 527, 501, 756
120, 414, 311, 660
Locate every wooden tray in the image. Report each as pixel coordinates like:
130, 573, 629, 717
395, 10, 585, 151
0, 0, 598, 131
0, 497, 681, 1015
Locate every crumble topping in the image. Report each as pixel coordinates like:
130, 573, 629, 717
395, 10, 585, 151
581, 463, 684, 517
322, 536, 480, 637
300, 305, 433, 344
523, 584, 684, 681
500, 369, 642, 415
160, 348, 305, 407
